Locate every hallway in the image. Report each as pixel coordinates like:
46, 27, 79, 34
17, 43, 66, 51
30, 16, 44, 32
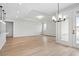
0, 36, 79, 56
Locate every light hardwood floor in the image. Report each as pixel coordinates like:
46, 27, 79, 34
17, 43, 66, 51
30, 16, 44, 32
0, 35, 79, 56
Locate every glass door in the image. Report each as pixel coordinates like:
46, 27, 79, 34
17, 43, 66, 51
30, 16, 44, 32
61, 18, 69, 42
73, 16, 79, 48
75, 16, 79, 44
56, 16, 71, 46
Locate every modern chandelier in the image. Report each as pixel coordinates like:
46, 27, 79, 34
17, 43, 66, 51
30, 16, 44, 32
52, 3, 66, 23
0, 6, 6, 24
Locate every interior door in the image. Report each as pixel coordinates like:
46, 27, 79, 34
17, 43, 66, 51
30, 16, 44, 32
6, 22, 13, 37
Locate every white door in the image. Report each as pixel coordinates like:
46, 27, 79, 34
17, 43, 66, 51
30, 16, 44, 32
60, 18, 69, 42
6, 22, 13, 37
73, 16, 79, 48
56, 16, 71, 46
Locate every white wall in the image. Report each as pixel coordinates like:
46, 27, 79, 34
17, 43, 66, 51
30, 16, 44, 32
41, 16, 56, 36
43, 21, 56, 36
14, 19, 42, 37
6, 15, 56, 37
12, 17, 56, 37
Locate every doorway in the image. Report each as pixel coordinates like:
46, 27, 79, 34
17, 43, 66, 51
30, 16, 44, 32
6, 21, 13, 38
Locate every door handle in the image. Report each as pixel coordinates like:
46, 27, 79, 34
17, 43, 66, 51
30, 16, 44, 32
72, 30, 75, 34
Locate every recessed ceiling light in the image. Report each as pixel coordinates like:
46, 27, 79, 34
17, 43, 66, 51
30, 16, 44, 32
36, 15, 44, 19
19, 3, 22, 6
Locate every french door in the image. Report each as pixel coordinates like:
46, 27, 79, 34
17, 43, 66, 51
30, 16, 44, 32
56, 16, 72, 46
73, 16, 79, 48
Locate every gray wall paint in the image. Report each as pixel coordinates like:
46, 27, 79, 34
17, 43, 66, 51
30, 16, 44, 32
6, 22, 13, 37
14, 20, 42, 37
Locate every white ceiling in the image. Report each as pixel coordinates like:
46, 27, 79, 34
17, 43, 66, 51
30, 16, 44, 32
0, 3, 75, 20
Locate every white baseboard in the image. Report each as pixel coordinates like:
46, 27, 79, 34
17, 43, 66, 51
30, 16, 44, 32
41, 34, 56, 37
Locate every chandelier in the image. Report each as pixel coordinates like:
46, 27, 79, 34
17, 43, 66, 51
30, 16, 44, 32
52, 3, 66, 23
0, 6, 6, 24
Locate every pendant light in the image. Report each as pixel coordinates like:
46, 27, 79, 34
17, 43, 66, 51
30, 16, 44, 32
0, 6, 6, 24
52, 3, 66, 23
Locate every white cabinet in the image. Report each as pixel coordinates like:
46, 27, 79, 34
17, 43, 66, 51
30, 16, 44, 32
0, 22, 6, 49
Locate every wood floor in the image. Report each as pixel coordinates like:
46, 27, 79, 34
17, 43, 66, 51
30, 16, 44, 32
0, 35, 79, 56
